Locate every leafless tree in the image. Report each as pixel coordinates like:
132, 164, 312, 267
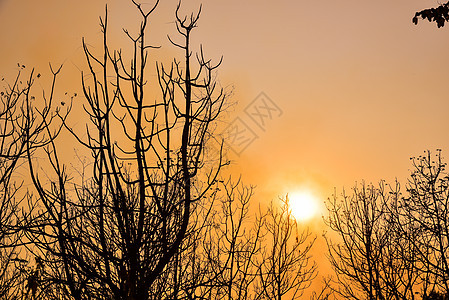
164, 184, 317, 300
0, 65, 62, 299
23, 1, 228, 299
255, 196, 317, 300
324, 181, 420, 300
152, 177, 263, 299
396, 150, 449, 298
0, 69, 26, 299
150, 181, 319, 300
197, 178, 262, 300
2, 2, 326, 299
310, 277, 336, 300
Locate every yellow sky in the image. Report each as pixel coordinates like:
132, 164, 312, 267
1, 0, 449, 226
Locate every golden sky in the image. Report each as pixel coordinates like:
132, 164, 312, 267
3, 1, 449, 296
1, 0, 449, 217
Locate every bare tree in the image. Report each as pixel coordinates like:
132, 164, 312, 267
255, 196, 317, 300
310, 277, 335, 300
153, 177, 263, 300
0, 64, 63, 299
324, 181, 420, 300
396, 150, 449, 298
198, 178, 262, 300
2, 2, 325, 299
0, 69, 27, 300
151, 181, 319, 300
0, 65, 62, 299
23, 1, 228, 299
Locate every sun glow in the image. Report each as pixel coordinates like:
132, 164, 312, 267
288, 190, 321, 222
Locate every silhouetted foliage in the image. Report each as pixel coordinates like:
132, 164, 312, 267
413, 2, 449, 27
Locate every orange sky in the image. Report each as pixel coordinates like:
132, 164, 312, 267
2, 0, 449, 295
2, 0, 449, 272
2, 0, 449, 197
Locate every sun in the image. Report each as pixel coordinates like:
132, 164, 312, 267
288, 190, 321, 222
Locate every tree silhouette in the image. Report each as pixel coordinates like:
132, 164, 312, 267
396, 150, 449, 297
324, 181, 420, 300
0, 64, 65, 299
0, 70, 29, 300
155, 177, 263, 299
255, 196, 317, 300
23, 1, 229, 299
0, 2, 325, 299
193, 178, 262, 299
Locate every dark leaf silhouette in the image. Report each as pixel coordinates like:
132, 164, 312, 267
413, 2, 449, 28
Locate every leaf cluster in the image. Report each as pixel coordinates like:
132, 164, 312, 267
413, 2, 449, 28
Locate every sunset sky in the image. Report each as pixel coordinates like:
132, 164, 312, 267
1, 0, 449, 277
